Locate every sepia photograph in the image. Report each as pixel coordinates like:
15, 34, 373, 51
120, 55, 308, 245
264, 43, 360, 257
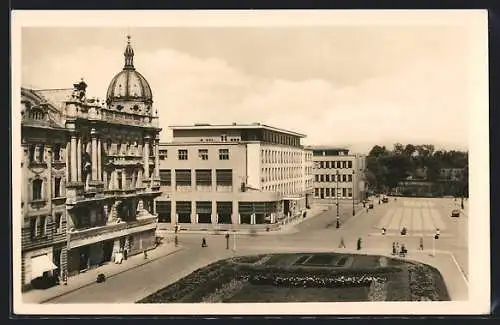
11, 10, 489, 315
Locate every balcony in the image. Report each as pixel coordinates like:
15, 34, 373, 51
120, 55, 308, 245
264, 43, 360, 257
68, 215, 158, 249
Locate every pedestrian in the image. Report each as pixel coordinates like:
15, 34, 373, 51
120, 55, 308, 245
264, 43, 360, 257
225, 233, 230, 250
392, 242, 396, 255
143, 250, 148, 259
336, 219, 340, 229
395, 242, 400, 254
357, 237, 362, 250
419, 237, 424, 250
174, 235, 179, 247
400, 244, 407, 257
339, 236, 346, 248
201, 237, 207, 248
381, 227, 386, 236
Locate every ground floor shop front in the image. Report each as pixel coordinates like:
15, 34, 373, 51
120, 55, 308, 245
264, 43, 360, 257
67, 229, 155, 276
21, 244, 65, 291
155, 194, 313, 226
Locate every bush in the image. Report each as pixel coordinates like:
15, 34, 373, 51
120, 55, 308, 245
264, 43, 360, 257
96, 274, 106, 283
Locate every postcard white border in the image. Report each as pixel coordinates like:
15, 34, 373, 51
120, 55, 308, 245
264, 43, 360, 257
11, 9, 490, 315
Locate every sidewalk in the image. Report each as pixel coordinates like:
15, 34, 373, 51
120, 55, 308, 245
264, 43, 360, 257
22, 242, 183, 304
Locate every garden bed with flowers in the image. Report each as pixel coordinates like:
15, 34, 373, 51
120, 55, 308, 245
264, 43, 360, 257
137, 253, 449, 303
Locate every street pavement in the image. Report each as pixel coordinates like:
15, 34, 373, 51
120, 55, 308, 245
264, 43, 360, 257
25, 198, 469, 304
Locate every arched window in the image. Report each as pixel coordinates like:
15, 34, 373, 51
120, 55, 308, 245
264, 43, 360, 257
32, 179, 43, 200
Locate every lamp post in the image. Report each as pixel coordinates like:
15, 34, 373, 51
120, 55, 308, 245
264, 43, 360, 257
336, 170, 339, 218
352, 170, 355, 216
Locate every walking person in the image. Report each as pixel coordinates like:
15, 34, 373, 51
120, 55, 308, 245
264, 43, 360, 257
225, 233, 230, 249
392, 242, 397, 255
356, 237, 362, 250
174, 235, 179, 247
338, 236, 346, 248
201, 237, 208, 247
419, 237, 424, 250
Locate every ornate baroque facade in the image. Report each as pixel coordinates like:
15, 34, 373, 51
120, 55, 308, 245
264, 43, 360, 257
20, 36, 161, 290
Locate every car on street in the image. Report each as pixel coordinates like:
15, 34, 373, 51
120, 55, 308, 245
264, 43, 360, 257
368, 202, 374, 209
451, 209, 460, 218
382, 196, 389, 203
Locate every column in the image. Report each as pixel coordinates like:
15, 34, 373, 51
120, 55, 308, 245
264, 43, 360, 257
91, 129, 98, 181
154, 138, 160, 178
137, 169, 143, 187
76, 136, 82, 182
211, 169, 216, 192
143, 136, 150, 179
70, 135, 77, 182
97, 138, 102, 181
65, 141, 70, 183
191, 201, 196, 224
211, 201, 217, 224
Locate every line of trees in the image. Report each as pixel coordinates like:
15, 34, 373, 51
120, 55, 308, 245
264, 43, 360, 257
364, 143, 468, 197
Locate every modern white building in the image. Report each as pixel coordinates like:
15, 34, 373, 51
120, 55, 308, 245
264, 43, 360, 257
155, 123, 314, 228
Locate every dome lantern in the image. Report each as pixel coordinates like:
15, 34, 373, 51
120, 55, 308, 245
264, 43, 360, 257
106, 35, 153, 113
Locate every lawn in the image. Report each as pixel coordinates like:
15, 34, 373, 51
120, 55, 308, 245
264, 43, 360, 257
137, 253, 450, 303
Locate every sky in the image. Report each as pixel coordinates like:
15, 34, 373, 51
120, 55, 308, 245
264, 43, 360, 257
21, 25, 472, 154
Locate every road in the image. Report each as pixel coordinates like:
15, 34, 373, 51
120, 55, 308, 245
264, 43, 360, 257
46, 198, 468, 303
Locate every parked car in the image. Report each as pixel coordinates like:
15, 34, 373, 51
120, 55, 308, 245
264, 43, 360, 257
451, 209, 460, 218
382, 197, 389, 203
368, 202, 374, 209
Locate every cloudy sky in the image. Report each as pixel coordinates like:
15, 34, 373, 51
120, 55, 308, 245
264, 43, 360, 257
21, 24, 473, 154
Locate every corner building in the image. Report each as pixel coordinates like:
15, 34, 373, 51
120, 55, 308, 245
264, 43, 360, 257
20, 37, 161, 288
155, 123, 314, 228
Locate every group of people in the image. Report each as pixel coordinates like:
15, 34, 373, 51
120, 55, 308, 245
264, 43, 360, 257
392, 242, 408, 257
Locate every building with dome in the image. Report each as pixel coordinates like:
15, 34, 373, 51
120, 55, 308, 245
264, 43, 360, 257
20, 36, 161, 290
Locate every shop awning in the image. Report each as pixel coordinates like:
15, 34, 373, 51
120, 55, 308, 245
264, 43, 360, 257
31, 254, 58, 279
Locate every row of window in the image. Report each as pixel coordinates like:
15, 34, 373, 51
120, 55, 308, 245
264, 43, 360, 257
159, 169, 233, 187
261, 166, 305, 182
30, 177, 64, 201
261, 149, 304, 165
28, 213, 64, 239
175, 149, 230, 161
314, 160, 353, 169
314, 187, 353, 198
27, 144, 63, 164
314, 174, 353, 183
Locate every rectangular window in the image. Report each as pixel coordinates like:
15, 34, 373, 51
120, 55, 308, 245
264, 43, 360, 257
216, 169, 233, 186
336, 161, 341, 169
348, 161, 353, 169
342, 174, 347, 182
54, 213, 62, 233
159, 169, 171, 186
30, 217, 37, 238
325, 174, 330, 182
198, 149, 208, 160
348, 188, 353, 197
314, 188, 319, 197
348, 174, 353, 182
219, 148, 229, 160
342, 161, 347, 168
320, 175, 324, 182
325, 188, 330, 197
54, 177, 61, 197
315, 175, 319, 182
320, 161, 325, 169
178, 149, 188, 160
53, 144, 61, 161
40, 216, 47, 236
32, 179, 43, 200
38, 145, 45, 162
175, 169, 192, 186
195, 169, 212, 186
342, 188, 347, 197
159, 149, 168, 160
28, 145, 36, 163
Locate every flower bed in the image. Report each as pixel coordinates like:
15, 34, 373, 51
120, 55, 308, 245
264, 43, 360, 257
230, 255, 268, 264
408, 264, 450, 301
246, 273, 387, 288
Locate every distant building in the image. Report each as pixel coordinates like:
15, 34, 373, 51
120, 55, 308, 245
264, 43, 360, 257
20, 36, 161, 290
308, 146, 367, 203
439, 168, 465, 181
155, 123, 314, 227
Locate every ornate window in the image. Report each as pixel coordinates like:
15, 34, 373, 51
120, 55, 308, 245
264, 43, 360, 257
198, 149, 208, 160
53, 144, 61, 161
53, 177, 62, 197
218, 149, 229, 160
178, 149, 188, 160
32, 179, 43, 200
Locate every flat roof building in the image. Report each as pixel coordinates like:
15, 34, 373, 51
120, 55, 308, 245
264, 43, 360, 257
156, 123, 314, 228
307, 146, 367, 204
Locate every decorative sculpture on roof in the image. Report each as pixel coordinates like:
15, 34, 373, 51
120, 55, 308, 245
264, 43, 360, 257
72, 78, 88, 102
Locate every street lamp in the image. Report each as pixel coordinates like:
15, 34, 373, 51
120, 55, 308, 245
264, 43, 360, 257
352, 170, 355, 216
336, 170, 339, 218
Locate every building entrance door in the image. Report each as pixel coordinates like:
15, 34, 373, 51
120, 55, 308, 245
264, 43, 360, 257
79, 246, 89, 272
102, 240, 113, 264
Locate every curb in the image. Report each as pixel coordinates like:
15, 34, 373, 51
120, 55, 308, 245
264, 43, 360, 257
39, 246, 184, 304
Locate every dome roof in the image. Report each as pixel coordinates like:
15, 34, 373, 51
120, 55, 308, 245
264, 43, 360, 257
106, 36, 153, 104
